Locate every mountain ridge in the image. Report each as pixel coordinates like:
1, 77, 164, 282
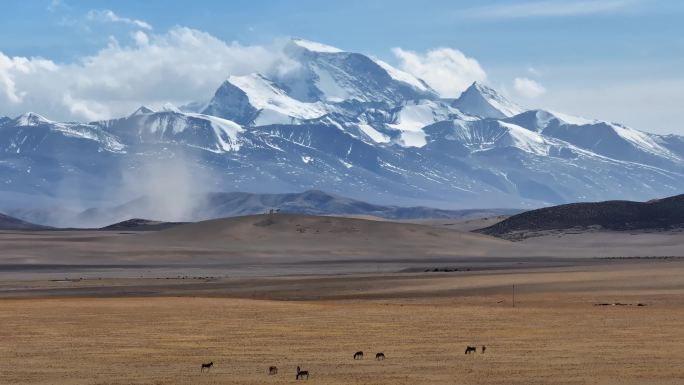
1, 38, 683, 212
10, 189, 522, 228
0, 212, 49, 230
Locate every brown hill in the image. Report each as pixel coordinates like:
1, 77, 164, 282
476, 194, 684, 240
135, 213, 512, 260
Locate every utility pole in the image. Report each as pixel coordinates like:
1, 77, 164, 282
512, 284, 515, 308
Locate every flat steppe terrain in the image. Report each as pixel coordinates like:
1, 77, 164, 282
2, 214, 684, 384
2, 261, 684, 384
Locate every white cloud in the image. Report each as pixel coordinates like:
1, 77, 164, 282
463, 0, 636, 19
0, 54, 58, 105
0, 27, 300, 121
132, 30, 149, 46
0, 64, 22, 103
391, 47, 487, 97
513, 77, 546, 98
87, 9, 152, 30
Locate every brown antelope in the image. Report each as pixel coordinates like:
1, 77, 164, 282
353, 351, 364, 360
268, 366, 278, 375
296, 366, 309, 380
200, 362, 213, 372
465, 346, 477, 354
482, 345, 486, 354
375, 352, 385, 360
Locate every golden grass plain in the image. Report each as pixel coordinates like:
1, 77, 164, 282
3, 263, 684, 385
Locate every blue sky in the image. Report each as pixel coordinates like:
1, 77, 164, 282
1, 0, 683, 134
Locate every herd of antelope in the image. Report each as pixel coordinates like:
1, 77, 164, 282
200, 345, 485, 380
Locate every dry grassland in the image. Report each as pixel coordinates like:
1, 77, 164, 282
1, 291, 684, 385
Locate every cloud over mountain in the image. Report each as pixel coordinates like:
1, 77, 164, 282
0, 23, 492, 123
391, 47, 487, 98
0, 28, 300, 121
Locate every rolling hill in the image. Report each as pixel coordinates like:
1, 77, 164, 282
476, 194, 684, 240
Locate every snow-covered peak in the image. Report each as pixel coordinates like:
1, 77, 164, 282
285, 49, 438, 105
504, 110, 558, 132
201, 39, 437, 118
534, 114, 681, 164
452, 82, 523, 119
130, 106, 155, 117
506, 109, 605, 135
606, 122, 678, 159
201, 79, 257, 124
545, 110, 596, 126
497, 121, 550, 155
106, 109, 244, 153
13, 112, 54, 126
372, 58, 433, 93
432, 118, 553, 156
227, 73, 328, 125
185, 113, 244, 152
536, 110, 667, 157
290, 38, 344, 53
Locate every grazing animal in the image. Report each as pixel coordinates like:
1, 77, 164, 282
376, 352, 385, 360
268, 366, 278, 375
482, 345, 486, 354
465, 346, 477, 354
296, 366, 309, 380
354, 351, 364, 360
201, 362, 213, 372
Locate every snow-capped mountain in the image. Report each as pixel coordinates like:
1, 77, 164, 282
504, 109, 684, 171
100, 108, 243, 153
452, 82, 523, 118
1, 38, 683, 217
280, 38, 437, 104
200, 38, 437, 127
